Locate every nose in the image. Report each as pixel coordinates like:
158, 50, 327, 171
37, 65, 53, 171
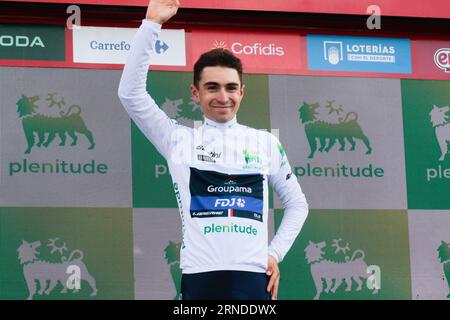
216, 87, 228, 104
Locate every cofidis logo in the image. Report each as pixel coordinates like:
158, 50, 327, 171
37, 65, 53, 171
191, 30, 302, 71
212, 40, 285, 56
307, 35, 411, 74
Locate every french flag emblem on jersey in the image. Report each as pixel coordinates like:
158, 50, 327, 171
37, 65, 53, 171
228, 208, 234, 217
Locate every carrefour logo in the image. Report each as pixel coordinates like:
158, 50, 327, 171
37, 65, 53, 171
88, 39, 168, 54
214, 198, 246, 208
90, 40, 130, 51
207, 185, 252, 194
212, 40, 284, 56
155, 40, 169, 54
73, 26, 185, 65
434, 48, 450, 73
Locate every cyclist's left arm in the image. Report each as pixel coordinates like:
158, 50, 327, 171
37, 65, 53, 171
267, 135, 309, 263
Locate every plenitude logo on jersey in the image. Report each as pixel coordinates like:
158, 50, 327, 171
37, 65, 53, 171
9, 93, 108, 177
295, 100, 384, 179
73, 26, 186, 65
307, 35, 411, 73
189, 167, 264, 223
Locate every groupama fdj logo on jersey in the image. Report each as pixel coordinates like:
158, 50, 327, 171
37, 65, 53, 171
9, 93, 108, 176
294, 100, 384, 179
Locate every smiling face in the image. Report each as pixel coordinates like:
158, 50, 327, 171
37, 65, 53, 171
190, 66, 245, 123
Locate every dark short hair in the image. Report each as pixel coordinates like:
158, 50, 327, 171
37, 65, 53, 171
193, 49, 243, 88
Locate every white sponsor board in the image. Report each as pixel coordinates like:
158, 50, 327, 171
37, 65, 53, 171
73, 26, 186, 66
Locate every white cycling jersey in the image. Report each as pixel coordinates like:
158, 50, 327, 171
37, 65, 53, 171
118, 19, 309, 274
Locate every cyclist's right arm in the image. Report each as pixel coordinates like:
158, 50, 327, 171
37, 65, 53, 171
118, 19, 177, 159
118, 1, 181, 158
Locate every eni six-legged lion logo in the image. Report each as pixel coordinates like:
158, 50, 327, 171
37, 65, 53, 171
430, 105, 450, 161
16, 94, 95, 154
164, 241, 182, 300
304, 240, 378, 300
298, 101, 372, 159
437, 241, 450, 298
17, 239, 97, 300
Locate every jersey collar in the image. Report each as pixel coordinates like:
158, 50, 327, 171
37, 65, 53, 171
204, 116, 237, 129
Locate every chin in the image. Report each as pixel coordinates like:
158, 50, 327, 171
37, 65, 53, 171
211, 112, 233, 123
213, 116, 231, 123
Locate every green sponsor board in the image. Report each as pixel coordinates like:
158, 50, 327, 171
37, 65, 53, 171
132, 71, 271, 208
164, 240, 182, 300
0, 25, 65, 61
438, 240, 450, 299
401, 80, 450, 209
408, 211, 450, 300
269, 76, 406, 210
0, 208, 134, 300
0, 69, 132, 207
274, 209, 411, 300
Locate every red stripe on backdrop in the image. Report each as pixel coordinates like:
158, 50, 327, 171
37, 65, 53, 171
2, 27, 450, 81
2, 58, 450, 80
411, 39, 450, 80
2, 0, 450, 19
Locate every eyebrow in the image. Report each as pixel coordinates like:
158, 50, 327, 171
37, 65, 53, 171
203, 82, 240, 87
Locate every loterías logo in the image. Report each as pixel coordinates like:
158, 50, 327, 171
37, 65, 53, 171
212, 40, 284, 56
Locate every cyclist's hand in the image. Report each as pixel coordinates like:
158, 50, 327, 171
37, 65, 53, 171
146, 0, 180, 25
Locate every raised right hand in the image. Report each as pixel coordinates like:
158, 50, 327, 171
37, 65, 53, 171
146, 0, 180, 25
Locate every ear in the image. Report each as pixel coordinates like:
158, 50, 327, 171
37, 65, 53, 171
240, 84, 245, 98
190, 84, 200, 103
